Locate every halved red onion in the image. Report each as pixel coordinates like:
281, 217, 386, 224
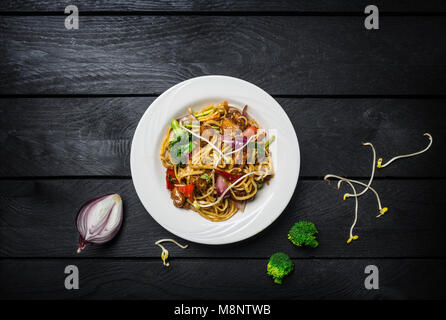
76, 194, 123, 253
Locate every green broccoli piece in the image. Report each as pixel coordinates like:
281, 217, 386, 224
267, 252, 294, 284
288, 221, 319, 248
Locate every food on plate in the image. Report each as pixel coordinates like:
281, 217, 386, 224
160, 101, 274, 222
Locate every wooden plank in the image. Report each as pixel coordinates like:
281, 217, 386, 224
0, 16, 445, 95
0, 97, 442, 177
1, 258, 445, 299
0, 179, 444, 258
0, 1, 444, 13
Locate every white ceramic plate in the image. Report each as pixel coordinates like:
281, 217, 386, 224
130, 75, 300, 244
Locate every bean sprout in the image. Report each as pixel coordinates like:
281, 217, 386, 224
344, 142, 376, 199
325, 134, 433, 244
179, 122, 224, 168
324, 175, 359, 244
377, 133, 433, 168
155, 239, 188, 267
179, 122, 261, 169
326, 174, 388, 218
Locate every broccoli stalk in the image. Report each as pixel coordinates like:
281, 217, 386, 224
267, 252, 294, 284
288, 221, 319, 248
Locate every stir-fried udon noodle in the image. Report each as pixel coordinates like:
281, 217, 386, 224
160, 101, 275, 222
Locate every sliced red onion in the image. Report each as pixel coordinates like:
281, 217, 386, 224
242, 105, 252, 120
234, 136, 247, 150
216, 174, 230, 198
76, 194, 123, 253
177, 114, 194, 125
234, 200, 247, 212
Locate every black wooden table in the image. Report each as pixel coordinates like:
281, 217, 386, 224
1, 1, 446, 300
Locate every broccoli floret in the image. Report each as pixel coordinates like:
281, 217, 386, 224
288, 221, 319, 248
267, 252, 294, 284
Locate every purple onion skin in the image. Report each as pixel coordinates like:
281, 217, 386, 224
76, 194, 123, 254
77, 236, 89, 253
234, 200, 247, 212
234, 137, 247, 150
216, 175, 230, 199
76, 194, 103, 252
242, 105, 252, 120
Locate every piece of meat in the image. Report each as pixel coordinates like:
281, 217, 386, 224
190, 175, 208, 192
227, 109, 242, 117
243, 126, 257, 139
221, 118, 240, 134
227, 109, 247, 130
171, 187, 186, 207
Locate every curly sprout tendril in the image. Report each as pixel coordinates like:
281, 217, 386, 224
324, 175, 360, 243
377, 133, 433, 168
325, 133, 433, 244
155, 239, 188, 267
344, 142, 376, 199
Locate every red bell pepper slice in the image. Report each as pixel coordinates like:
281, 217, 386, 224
166, 168, 177, 190
243, 126, 257, 139
215, 169, 243, 182
176, 184, 195, 201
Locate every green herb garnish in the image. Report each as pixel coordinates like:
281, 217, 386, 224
200, 173, 211, 183
264, 135, 276, 150
194, 109, 213, 118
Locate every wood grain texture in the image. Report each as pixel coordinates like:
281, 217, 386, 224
0, 97, 443, 177
0, 16, 445, 95
1, 2, 444, 301
0, 0, 444, 12
0, 179, 444, 258
1, 258, 445, 299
